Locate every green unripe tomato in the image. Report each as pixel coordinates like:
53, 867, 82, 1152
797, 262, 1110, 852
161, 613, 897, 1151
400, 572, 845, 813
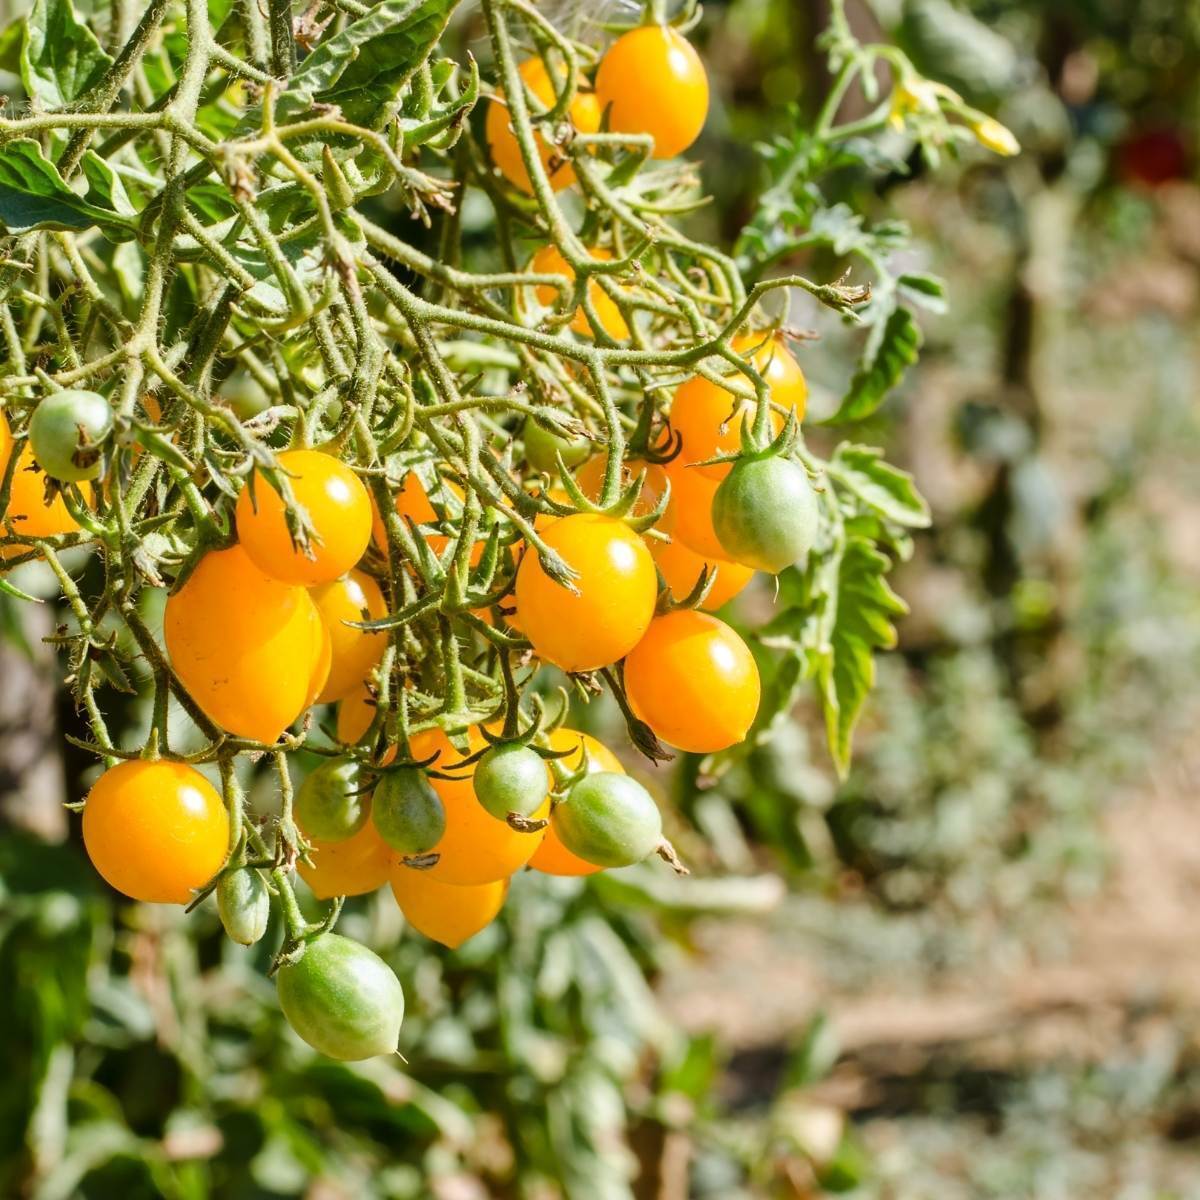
473, 743, 548, 820
28, 389, 113, 481
712, 455, 818, 574
296, 758, 368, 842
372, 768, 446, 855
276, 933, 404, 1061
217, 867, 270, 946
524, 416, 590, 474
551, 771, 662, 868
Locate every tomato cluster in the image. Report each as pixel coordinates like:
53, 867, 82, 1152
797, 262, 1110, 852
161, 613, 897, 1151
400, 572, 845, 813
4, 12, 827, 1066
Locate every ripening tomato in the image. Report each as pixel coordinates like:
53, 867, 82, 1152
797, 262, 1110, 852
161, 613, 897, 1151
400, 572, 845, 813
337, 683, 376, 744
595, 26, 708, 160
473, 743, 550, 820
371, 470, 477, 559
411, 727, 548, 885
164, 545, 328, 743
236, 449, 372, 586
552, 772, 662, 868
298, 819, 392, 899
311, 569, 387, 703
486, 57, 601, 193
712, 455, 819, 573
528, 728, 623, 877
662, 460, 726, 561
0, 415, 84, 549
82, 759, 229, 904
390, 868, 509, 949
524, 417, 592, 474
651, 534, 753, 610
217, 868, 270, 946
530, 245, 629, 342
276, 933, 404, 1061
29, 389, 113, 482
574, 454, 669, 518
671, 334, 807, 480
625, 609, 760, 752
515, 513, 657, 672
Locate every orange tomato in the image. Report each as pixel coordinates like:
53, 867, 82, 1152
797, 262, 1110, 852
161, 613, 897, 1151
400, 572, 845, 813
662, 460, 726, 561
528, 728, 624, 877
164, 545, 328, 743
371, 471, 475, 558
0, 415, 84, 551
311, 569, 388, 703
624, 609, 760, 753
530, 245, 629, 341
235, 448, 372, 586
298, 819, 392, 899
515, 513, 657, 673
671, 334, 807, 481
82, 759, 228, 904
412, 727, 548, 886
389, 868, 508, 948
651, 534, 753, 611
574, 455, 668, 517
486, 58, 601, 193
595, 26, 708, 160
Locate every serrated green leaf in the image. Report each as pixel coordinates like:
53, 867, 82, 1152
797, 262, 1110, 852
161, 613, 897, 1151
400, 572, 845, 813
824, 305, 922, 425
0, 140, 137, 239
816, 535, 908, 777
21, 0, 111, 111
278, 0, 460, 124
829, 443, 931, 528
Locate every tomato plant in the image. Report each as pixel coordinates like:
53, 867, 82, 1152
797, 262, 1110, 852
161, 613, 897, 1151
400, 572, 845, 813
28, 389, 112, 482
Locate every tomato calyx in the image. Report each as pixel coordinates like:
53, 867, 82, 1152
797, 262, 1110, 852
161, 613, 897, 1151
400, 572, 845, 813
557, 450, 671, 534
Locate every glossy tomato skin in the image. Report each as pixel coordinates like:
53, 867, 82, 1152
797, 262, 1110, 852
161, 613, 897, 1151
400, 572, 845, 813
473, 743, 550, 820
29, 389, 113, 482
276, 933, 404, 1061
528, 728, 622, 877
625, 609, 760, 752
372, 768, 446, 856
551, 771, 662, 868
486, 58, 600, 193
672, 335, 807, 481
530, 245, 629, 341
389, 868, 508, 949
595, 26, 708, 160
82, 760, 229, 904
297, 820, 392, 899
296, 757, 369, 842
651, 534, 753, 611
413, 728, 548, 885
311, 569, 387, 703
712, 456, 819, 573
164, 545, 328, 743
217, 868, 270, 946
336, 683, 376, 744
515, 513, 657, 673
0, 416, 83, 547
663, 460, 726, 561
235, 449, 372, 586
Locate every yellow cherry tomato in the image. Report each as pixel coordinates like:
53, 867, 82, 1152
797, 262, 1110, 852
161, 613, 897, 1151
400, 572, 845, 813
528, 728, 624, 877
164, 545, 328, 743
389, 867, 508, 948
298, 820, 392, 899
530, 245, 629, 341
662, 460, 726, 561
574, 454, 668, 517
625, 609, 760, 753
336, 683, 377, 744
0, 415, 84, 551
671, 334, 807, 481
595, 26, 709, 160
311, 569, 388, 704
413, 727, 548, 886
515, 513, 657, 673
485, 58, 601, 193
235, 448, 372, 586
82, 759, 229, 904
651, 534, 754, 610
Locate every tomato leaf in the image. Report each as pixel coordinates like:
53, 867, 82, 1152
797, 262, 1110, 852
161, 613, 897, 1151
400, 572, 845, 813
279, 0, 460, 124
823, 305, 922, 425
829, 443, 931, 528
0, 140, 137, 239
20, 0, 111, 111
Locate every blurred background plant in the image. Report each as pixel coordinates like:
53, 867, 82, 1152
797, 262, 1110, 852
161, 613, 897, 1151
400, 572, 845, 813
2, 0, 1200, 1197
